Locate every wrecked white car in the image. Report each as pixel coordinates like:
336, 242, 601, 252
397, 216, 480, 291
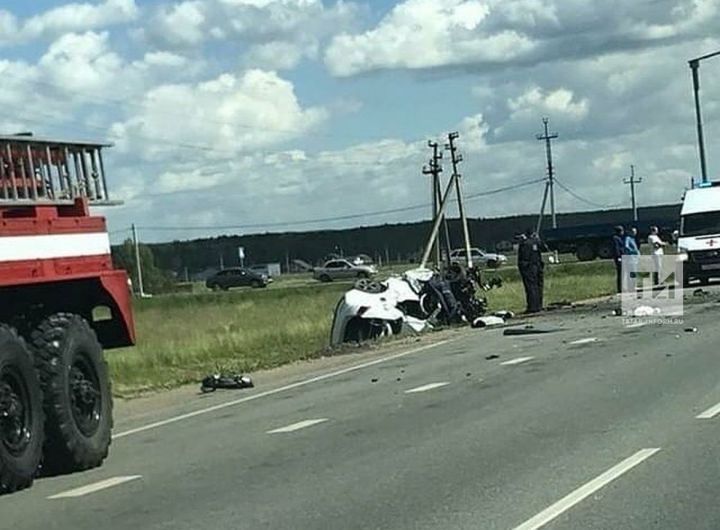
330, 265, 502, 346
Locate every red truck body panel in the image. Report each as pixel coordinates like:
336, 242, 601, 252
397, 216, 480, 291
0, 199, 135, 348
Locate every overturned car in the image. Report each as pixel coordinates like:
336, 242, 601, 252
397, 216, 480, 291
330, 264, 502, 346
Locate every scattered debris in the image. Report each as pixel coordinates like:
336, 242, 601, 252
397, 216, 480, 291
465, 372, 472, 377
485, 354, 500, 360
472, 315, 505, 328
493, 310, 515, 320
693, 288, 707, 297
371, 378, 379, 383
684, 327, 698, 333
503, 326, 561, 336
200, 373, 253, 393
633, 305, 662, 317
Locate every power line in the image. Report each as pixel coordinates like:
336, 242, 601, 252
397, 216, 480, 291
554, 178, 625, 209
135, 178, 545, 232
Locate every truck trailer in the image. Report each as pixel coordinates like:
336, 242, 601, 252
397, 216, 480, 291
0, 135, 134, 493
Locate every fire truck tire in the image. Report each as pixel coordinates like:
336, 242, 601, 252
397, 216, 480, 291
31, 314, 112, 475
0, 326, 44, 494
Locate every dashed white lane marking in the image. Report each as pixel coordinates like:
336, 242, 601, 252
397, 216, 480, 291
405, 382, 450, 394
625, 322, 646, 329
570, 337, 598, 345
500, 356, 534, 366
267, 418, 328, 434
513, 448, 661, 530
113, 340, 449, 440
696, 401, 720, 419
48, 476, 142, 499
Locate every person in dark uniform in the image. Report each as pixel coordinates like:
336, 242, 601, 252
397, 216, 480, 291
612, 225, 625, 293
518, 228, 545, 313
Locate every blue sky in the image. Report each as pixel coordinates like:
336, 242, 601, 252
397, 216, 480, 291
0, 0, 718, 243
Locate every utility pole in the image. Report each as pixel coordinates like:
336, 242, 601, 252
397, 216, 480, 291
623, 165, 643, 222
423, 140, 450, 267
536, 117, 559, 231
131, 223, 145, 297
446, 132, 473, 269
688, 50, 720, 183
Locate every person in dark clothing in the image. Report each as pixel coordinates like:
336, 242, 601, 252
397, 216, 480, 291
518, 228, 545, 313
612, 225, 626, 293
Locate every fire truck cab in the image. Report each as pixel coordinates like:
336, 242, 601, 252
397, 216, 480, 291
0, 135, 134, 494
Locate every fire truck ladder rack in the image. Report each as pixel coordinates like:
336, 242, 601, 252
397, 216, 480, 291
0, 135, 119, 206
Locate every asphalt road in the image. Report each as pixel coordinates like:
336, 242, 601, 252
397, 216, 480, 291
2, 294, 719, 530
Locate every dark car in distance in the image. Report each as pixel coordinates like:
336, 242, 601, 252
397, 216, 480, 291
206, 267, 271, 290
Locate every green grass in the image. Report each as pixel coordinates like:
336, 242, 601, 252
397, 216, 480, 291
108, 261, 616, 396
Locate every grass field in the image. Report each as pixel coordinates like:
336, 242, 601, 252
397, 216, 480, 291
109, 259, 615, 396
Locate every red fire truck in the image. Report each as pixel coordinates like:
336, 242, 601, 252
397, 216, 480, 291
0, 135, 135, 493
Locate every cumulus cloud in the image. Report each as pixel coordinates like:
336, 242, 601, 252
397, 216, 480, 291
140, 0, 361, 72
325, 0, 535, 76
109, 69, 328, 163
325, 0, 720, 76
0, 0, 138, 45
39, 31, 126, 95
508, 87, 589, 120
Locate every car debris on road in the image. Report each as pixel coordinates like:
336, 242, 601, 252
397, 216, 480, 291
200, 374, 254, 393
329, 264, 504, 345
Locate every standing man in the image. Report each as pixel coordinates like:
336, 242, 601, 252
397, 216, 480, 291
612, 226, 626, 293
518, 228, 545, 313
624, 227, 640, 292
648, 226, 667, 285
630, 227, 641, 252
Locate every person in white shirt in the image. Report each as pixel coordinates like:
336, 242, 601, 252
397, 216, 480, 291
647, 226, 667, 285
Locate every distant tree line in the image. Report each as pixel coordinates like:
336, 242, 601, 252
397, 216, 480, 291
112, 204, 680, 279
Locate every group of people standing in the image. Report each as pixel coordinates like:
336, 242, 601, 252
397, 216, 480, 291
612, 225, 668, 293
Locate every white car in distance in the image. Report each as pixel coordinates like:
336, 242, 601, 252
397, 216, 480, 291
448, 247, 507, 268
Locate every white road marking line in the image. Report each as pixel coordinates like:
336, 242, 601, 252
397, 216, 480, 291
113, 340, 450, 440
267, 418, 328, 434
625, 322, 646, 328
513, 448, 661, 530
48, 476, 142, 499
404, 382, 450, 394
696, 401, 720, 419
569, 337, 598, 345
500, 356, 534, 366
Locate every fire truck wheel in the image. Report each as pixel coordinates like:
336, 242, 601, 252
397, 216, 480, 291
31, 314, 112, 475
0, 326, 44, 494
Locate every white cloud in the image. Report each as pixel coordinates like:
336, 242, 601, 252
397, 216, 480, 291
508, 87, 589, 120
142, 0, 361, 73
0, 0, 138, 44
39, 31, 126, 95
141, 51, 189, 68
244, 40, 317, 70
109, 69, 328, 163
324, 0, 720, 76
325, 0, 533, 76
151, 1, 206, 46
